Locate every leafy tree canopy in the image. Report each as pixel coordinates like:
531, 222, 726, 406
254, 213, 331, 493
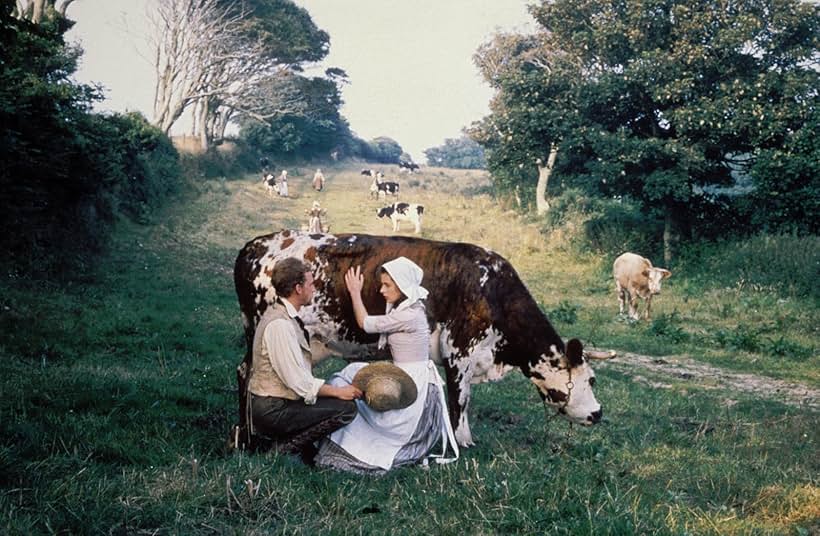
424, 136, 487, 169
218, 0, 330, 66
471, 0, 819, 243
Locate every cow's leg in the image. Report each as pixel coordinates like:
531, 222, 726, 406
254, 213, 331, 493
628, 292, 640, 320
445, 356, 476, 447
616, 280, 626, 315
643, 295, 652, 320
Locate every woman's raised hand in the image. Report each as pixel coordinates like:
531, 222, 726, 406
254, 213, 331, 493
344, 266, 364, 295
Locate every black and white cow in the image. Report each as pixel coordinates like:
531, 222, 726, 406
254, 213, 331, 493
234, 231, 609, 448
261, 173, 278, 197
361, 169, 384, 179
370, 180, 399, 199
377, 202, 424, 233
399, 161, 420, 173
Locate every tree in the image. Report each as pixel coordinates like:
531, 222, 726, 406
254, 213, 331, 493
471, 31, 579, 214
473, 0, 820, 261
150, 0, 330, 151
363, 137, 404, 163
424, 136, 486, 169
239, 69, 352, 158
1, 2, 181, 270
12, 0, 75, 23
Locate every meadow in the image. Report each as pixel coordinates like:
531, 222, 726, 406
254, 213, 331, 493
1, 164, 817, 535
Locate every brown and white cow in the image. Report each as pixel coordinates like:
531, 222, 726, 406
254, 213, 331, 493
613, 252, 672, 320
234, 231, 605, 447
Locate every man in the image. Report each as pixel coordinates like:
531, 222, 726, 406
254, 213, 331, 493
248, 258, 361, 462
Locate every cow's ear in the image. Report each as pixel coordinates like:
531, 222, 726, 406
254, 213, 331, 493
661, 269, 672, 279
566, 338, 584, 367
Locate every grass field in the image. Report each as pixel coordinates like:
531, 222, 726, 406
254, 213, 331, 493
1, 163, 817, 534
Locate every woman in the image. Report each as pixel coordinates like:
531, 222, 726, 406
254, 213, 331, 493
312, 168, 325, 191
277, 170, 289, 197
314, 257, 458, 473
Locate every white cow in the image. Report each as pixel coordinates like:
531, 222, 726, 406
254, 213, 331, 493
613, 252, 672, 320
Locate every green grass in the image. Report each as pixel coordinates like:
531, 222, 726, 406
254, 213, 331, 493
1, 163, 817, 534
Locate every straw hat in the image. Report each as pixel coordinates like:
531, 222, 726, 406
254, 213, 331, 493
352, 362, 418, 411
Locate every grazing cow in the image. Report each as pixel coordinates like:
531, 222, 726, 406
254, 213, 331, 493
377, 202, 424, 233
399, 160, 420, 173
613, 252, 672, 320
233, 231, 608, 448
370, 180, 400, 199
362, 169, 384, 180
305, 201, 328, 233
262, 173, 278, 197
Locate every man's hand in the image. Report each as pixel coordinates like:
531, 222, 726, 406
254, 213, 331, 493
333, 384, 363, 400
319, 383, 363, 400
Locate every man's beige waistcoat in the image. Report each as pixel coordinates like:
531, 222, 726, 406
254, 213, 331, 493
248, 301, 313, 400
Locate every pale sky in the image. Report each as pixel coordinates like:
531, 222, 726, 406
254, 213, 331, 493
67, 0, 535, 163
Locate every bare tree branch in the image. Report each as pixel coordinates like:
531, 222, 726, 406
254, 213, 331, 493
149, 0, 311, 150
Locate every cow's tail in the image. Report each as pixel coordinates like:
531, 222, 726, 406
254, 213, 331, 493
231, 243, 260, 451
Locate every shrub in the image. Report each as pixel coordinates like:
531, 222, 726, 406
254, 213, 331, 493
102, 113, 181, 220
647, 312, 688, 343
677, 233, 820, 299
763, 336, 814, 361
549, 300, 579, 325
712, 326, 760, 352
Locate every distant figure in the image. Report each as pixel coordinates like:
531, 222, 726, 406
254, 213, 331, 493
312, 168, 325, 191
278, 170, 289, 197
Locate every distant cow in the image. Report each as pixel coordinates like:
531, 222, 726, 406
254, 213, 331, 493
378, 202, 424, 233
613, 252, 672, 320
370, 180, 399, 199
262, 173, 278, 197
399, 161, 420, 173
362, 169, 384, 180
233, 231, 608, 448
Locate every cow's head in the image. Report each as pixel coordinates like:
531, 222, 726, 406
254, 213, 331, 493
528, 339, 602, 426
645, 267, 672, 295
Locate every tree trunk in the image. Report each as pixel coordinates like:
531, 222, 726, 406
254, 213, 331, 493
663, 210, 680, 266
199, 98, 210, 152
31, 0, 45, 23
535, 143, 558, 215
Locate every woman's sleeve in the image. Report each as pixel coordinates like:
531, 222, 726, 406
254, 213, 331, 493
362, 307, 416, 334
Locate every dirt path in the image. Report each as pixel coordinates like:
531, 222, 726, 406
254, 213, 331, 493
593, 350, 819, 410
